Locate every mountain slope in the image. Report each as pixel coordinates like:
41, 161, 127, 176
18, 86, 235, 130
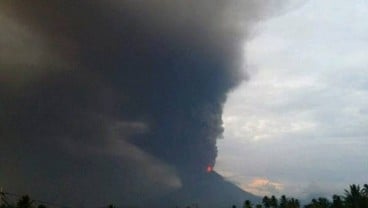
153, 171, 261, 208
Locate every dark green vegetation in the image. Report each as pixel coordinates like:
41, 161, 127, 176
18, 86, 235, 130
1, 184, 367, 208
240, 184, 368, 208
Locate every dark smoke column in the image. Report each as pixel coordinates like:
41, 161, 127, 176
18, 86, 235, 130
131, 49, 237, 175
0, 0, 285, 205
98, 1, 248, 177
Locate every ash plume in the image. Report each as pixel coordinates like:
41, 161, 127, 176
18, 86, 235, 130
0, 1, 291, 206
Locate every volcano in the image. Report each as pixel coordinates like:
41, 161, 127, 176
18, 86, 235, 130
151, 171, 261, 208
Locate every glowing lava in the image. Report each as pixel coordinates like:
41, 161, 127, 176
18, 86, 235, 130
206, 165, 213, 173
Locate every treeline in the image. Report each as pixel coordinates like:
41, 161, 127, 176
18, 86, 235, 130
1, 184, 368, 208
0, 195, 46, 208
240, 184, 368, 208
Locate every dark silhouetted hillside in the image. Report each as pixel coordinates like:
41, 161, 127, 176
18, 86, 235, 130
151, 171, 261, 208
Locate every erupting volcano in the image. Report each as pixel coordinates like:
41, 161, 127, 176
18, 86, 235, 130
0, 1, 289, 207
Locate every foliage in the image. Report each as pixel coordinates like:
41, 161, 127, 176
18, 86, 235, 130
1, 184, 367, 208
245, 184, 368, 208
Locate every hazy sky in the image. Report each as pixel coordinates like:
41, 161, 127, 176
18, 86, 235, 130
216, 0, 368, 199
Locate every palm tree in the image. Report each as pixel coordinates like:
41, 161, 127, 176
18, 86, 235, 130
344, 184, 364, 208
362, 184, 368, 208
362, 184, 368, 197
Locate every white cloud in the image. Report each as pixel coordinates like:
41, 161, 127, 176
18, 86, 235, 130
216, 0, 368, 199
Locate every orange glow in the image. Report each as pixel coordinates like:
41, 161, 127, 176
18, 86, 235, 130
206, 165, 213, 172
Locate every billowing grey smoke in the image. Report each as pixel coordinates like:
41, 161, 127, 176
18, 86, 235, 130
0, 1, 290, 206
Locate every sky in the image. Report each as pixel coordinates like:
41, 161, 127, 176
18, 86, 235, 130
216, 0, 368, 199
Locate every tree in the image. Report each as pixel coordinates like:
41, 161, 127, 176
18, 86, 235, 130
362, 184, 368, 197
331, 195, 344, 208
344, 184, 364, 208
362, 184, 368, 208
263, 196, 271, 208
244, 200, 253, 208
279, 195, 287, 208
0, 192, 14, 208
16, 196, 34, 208
304, 197, 330, 208
287, 197, 299, 208
318, 197, 331, 208
270, 195, 278, 208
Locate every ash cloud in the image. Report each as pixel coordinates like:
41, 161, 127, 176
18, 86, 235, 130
0, 1, 287, 206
